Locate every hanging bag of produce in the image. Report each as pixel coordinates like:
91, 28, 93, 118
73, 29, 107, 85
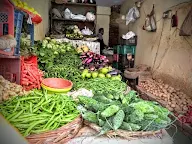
143, 4, 157, 32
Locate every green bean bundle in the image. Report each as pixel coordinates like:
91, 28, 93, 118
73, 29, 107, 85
0, 90, 79, 136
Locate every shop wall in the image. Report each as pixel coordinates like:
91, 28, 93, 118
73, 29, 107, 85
120, 0, 192, 96
27, 0, 50, 40
96, 6, 111, 45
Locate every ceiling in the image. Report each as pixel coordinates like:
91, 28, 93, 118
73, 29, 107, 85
96, 0, 125, 6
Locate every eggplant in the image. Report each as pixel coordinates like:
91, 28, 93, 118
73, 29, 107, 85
86, 58, 93, 64
80, 55, 87, 58
82, 58, 90, 64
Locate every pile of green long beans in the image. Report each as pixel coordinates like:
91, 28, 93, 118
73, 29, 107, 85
0, 90, 79, 136
76, 78, 127, 95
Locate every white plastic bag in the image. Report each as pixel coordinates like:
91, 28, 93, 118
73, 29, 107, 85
64, 8, 72, 19
126, 7, 140, 25
122, 31, 136, 40
71, 14, 86, 21
86, 12, 95, 21
81, 27, 93, 35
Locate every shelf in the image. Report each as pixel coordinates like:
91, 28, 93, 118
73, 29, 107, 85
52, 1, 97, 7
0, 54, 20, 59
52, 18, 95, 23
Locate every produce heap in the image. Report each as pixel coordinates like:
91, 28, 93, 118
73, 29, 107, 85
65, 25, 83, 40
0, 76, 27, 102
0, 90, 79, 136
35, 37, 82, 88
77, 81, 173, 134
0, 37, 176, 139
139, 79, 192, 114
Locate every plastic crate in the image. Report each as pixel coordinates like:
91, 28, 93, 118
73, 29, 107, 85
113, 45, 121, 54
120, 36, 137, 46
0, 0, 15, 56
0, 57, 21, 84
119, 45, 136, 55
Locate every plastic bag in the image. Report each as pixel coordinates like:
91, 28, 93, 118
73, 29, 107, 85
71, 14, 86, 21
81, 27, 93, 35
126, 7, 140, 25
0, 35, 17, 50
52, 8, 62, 18
64, 8, 72, 19
122, 31, 136, 40
86, 12, 95, 21
143, 5, 157, 32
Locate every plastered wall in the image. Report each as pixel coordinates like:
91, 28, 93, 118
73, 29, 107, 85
96, 6, 111, 45
27, 0, 50, 40
120, 0, 192, 96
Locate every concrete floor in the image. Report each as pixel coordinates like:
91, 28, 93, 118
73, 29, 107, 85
166, 126, 192, 144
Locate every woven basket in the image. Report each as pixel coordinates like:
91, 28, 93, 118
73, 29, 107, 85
26, 116, 82, 144
84, 121, 162, 140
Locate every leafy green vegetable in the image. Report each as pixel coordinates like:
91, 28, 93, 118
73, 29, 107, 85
112, 110, 125, 130
120, 122, 141, 131
101, 105, 120, 118
82, 111, 98, 123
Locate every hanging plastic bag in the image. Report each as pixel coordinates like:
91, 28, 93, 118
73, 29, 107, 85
126, 6, 140, 25
143, 4, 157, 32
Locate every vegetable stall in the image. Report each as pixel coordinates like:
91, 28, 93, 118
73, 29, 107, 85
0, 0, 192, 143
0, 36, 180, 143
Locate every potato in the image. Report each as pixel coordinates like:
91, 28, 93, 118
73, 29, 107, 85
171, 104, 176, 108
183, 106, 188, 111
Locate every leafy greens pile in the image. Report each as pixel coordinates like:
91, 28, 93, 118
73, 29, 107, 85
78, 89, 173, 135
76, 78, 127, 96
35, 37, 82, 88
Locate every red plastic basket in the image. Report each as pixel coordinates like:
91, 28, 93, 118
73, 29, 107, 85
0, 57, 21, 84
0, 0, 15, 56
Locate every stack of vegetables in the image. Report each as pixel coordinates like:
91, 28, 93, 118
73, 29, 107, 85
0, 90, 79, 136
178, 105, 192, 126
81, 67, 122, 80
139, 79, 192, 114
74, 78, 173, 135
78, 90, 173, 134
76, 78, 127, 96
36, 37, 82, 88
21, 56, 44, 91
0, 75, 27, 102
79, 51, 109, 70
65, 25, 83, 40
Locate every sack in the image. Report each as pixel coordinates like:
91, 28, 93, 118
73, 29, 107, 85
0, 35, 17, 50
52, 8, 62, 18
179, 8, 192, 36
143, 5, 157, 32
126, 7, 140, 25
